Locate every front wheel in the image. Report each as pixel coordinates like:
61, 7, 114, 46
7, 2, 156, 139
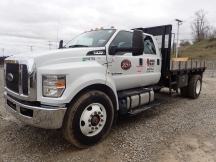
188, 75, 202, 99
62, 90, 114, 148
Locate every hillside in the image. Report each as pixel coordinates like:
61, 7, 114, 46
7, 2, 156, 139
171, 39, 216, 61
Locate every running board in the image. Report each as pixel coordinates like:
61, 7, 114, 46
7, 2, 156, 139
127, 99, 167, 116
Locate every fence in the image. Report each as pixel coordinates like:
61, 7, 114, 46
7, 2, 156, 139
205, 60, 215, 77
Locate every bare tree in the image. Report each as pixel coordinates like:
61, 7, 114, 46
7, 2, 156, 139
191, 9, 209, 43
207, 25, 216, 40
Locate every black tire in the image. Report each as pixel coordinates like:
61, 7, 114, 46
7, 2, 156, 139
188, 75, 202, 99
180, 86, 188, 98
62, 90, 114, 148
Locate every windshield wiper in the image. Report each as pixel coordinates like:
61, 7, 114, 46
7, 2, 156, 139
69, 44, 89, 48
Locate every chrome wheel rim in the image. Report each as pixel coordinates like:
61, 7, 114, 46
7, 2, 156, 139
80, 103, 106, 137
196, 80, 201, 94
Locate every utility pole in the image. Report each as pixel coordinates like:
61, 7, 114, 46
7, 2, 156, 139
2, 47, 4, 57
48, 41, 52, 50
172, 33, 175, 54
30, 46, 34, 52
175, 19, 183, 58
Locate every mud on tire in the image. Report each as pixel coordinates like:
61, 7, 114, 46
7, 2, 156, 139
62, 90, 114, 148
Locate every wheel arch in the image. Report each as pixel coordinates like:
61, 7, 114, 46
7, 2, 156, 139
188, 71, 203, 79
67, 84, 118, 123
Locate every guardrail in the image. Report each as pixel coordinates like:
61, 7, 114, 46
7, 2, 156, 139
205, 60, 215, 77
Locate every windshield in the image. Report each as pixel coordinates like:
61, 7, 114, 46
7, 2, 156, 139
65, 29, 116, 48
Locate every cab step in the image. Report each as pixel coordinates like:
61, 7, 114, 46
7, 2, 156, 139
128, 99, 167, 116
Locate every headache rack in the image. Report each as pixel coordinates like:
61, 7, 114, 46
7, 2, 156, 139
133, 25, 206, 97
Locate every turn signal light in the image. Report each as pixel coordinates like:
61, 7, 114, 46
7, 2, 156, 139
56, 82, 65, 87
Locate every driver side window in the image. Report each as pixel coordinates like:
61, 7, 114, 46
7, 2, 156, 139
110, 31, 132, 55
143, 35, 156, 54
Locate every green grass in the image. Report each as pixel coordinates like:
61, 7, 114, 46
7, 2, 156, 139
171, 38, 216, 61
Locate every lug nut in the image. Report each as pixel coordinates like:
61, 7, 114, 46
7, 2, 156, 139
99, 124, 102, 126
101, 119, 104, 122
101, 115, 103, 117
98, 112, 101, 114
90, 114, 93, 117
91, 127, 94, 130
94, 111, 97, 114
88, 119, 91, 122
89, 124, 91, 127
95, 127, 98, 129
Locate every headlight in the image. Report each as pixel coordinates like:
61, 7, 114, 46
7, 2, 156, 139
43, 75, 66, 97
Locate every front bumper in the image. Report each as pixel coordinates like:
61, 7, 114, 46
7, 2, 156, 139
4, 92, 67, 129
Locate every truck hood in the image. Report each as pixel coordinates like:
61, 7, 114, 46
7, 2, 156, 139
6, 47, 106, 68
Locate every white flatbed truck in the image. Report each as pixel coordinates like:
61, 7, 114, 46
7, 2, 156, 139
4, 25, 206, 148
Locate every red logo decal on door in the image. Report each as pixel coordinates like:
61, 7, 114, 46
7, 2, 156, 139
147, 58, 150, 66
121, 59, 131, 70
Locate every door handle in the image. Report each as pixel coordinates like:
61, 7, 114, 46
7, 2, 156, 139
139, 58, 143, 65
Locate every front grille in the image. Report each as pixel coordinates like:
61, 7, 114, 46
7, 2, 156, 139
6, 63, 29, 96
6, 63, 19, 93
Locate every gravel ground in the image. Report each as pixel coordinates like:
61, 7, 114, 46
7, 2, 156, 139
0, 67, 216, 162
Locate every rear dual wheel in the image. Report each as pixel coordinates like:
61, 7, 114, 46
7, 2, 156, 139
62, 90, 114, 148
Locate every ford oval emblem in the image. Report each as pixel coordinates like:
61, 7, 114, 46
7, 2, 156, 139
7, 73, 13, 82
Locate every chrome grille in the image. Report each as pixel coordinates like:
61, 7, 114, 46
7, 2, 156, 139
22, 65, 28, 95
6, 63, 19, 93
4, 57, 37, 101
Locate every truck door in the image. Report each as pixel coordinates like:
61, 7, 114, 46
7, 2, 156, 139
107, 30, 143, 91
141, 35, 161, 86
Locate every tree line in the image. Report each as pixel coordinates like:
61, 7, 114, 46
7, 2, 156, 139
179, 9, 216, 47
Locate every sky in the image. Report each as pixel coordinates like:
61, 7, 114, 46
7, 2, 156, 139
0, 0, 216, 56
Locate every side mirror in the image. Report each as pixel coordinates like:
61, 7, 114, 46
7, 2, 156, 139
58, 40, 63, 49
132, 30, 144, 56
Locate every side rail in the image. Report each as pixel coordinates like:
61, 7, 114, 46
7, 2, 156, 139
170, 60, 206, 73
